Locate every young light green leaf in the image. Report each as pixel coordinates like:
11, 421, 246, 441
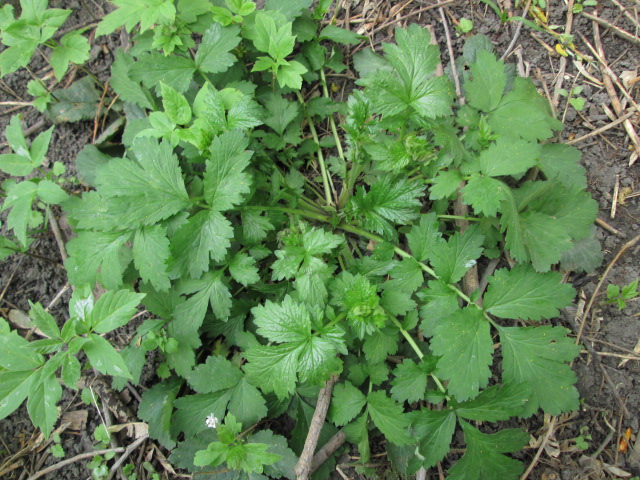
160, 82, 191, 125
228, 253, 260, 286
27, 372, 61, 439
2, 181, 38, 247
90, 290, 145, 334
0, 370, 38, 420
82, 334, 132, 379
484, 265, 575, 320
253, 12, 295, 60
499, 326, 580, 416
204, 131, 252, 211
465, 50, 506, 112
169, 210, 234, 279
36, 179, 67, 204
96, 0, 176, 36
61, 355, 81, 389
245, 298, 344, 399
448, 420, 529, 480
431, 307, 493, 402
4, 114, 28, 155
0, 117, 54, 176
0, 331, 44, 371
195, 24, 241, 74
366, 391, 412, 446
275, 60, 308, 89
330, 381, 367, 426
28, 301, 60, 339
50, 31, 90, 81
410, 409, 456, 468
331, 272, 386, 338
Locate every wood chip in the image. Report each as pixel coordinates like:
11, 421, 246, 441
60, 410, 88, 432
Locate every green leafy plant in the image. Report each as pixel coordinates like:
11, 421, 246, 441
0, 1, 602, 479
0, 0, 91, 113
558, 85, 586, 111
456, 18, 474, 34
573, 0, 598, 14
49, 432, 66, 458
0, 114, 66, 260
606, 279, 639, 310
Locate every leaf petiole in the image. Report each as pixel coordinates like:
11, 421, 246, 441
295, 91, 336, 206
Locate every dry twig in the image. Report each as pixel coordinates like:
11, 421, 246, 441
310, 431, 347, 475
294, 375, 339, 480
27, 447, 125, 480
583, 11, 640, 46
521, 416, 557, 480
575, 234, 640, 346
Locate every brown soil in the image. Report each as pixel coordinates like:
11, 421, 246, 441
1, 1, 639, 479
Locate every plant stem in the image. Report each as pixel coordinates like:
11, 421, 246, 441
245, 206, 483, 316
319, 68, 345, 161
387, 313, 448, 396
438, 214, 480, 222
295, 91, 336, 206
242, 205, 332, 224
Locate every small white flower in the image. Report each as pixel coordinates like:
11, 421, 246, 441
464, 259, 477, 268
205, 414, 219, 429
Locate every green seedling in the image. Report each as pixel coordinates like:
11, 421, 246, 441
558, 86, 586, 111
456, 18, 474, 34
606, 280, 639, 310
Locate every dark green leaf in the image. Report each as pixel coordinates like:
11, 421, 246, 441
410, 409, 456, 468
448, 420, 529, 480
138, 378, 181, 449
484, 265, 575, 320
431, 307, 493, 401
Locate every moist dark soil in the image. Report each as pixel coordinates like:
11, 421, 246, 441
1, 1, 639, 479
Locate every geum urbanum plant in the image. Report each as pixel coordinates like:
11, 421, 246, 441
0, 1, 601, 478
0, 0, 92, 110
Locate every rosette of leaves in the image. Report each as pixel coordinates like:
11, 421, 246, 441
0, 0, 601, 478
